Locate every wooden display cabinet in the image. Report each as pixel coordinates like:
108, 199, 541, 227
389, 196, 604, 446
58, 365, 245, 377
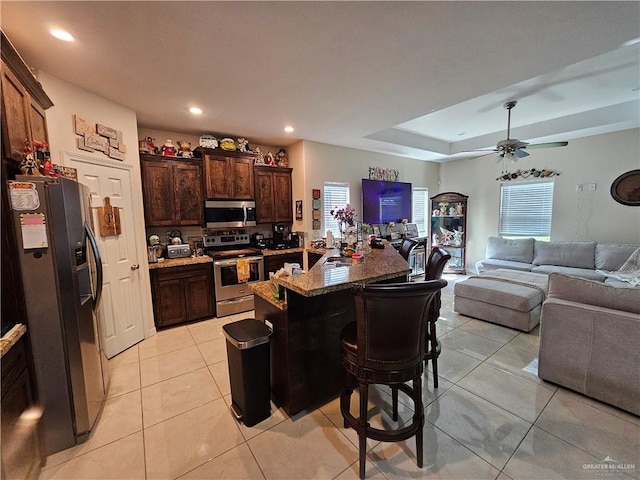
140, 154, 203, 226
254, 165, 293, 224
430, 192, 468, 274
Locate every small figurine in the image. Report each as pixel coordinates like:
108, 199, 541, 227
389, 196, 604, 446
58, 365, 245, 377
254, 147, 265, 165
145, 137, 157, 154
177, 140, 192, 158
237, 138, 249, 152
456, 203, 463, 215
449, 205, 457, 216
277, 148, 288, 167
19, 139, 42, 176
161, 139, 176, 156
265, 151, 276, 166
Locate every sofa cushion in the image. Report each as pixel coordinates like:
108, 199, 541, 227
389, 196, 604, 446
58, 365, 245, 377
531, 265, 605, 282
486, 236, 534, 263
533, 241, 596, 269
476, 258, 533, 272
595, 243, 640, 271
547, 273, 640, 314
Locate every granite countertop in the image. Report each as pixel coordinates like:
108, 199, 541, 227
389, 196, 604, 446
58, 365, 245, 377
261, 247, 305, 256
249, 281, 287, 310
259, 241, 410, 299
1, 324, 27, 358
148, 255, 213, 269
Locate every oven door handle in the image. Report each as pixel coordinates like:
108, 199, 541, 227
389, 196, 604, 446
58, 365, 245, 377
214, 256, 263, 267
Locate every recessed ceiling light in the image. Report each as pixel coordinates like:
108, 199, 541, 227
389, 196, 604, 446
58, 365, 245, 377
284, 125, 294, 133
189, 107, 203, 115
50, 29, 74, 42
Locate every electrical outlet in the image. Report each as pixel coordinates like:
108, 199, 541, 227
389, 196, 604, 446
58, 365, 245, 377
576, 184, 583, 192
588, 183, 597, 191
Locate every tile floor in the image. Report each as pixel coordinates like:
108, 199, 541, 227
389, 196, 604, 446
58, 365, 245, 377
38, 275, 639, 480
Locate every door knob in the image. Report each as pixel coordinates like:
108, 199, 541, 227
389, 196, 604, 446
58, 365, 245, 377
130, 264, 140, 270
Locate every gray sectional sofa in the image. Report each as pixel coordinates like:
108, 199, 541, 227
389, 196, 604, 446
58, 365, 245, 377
539, 273, 640, 416
476, 237, 639, 286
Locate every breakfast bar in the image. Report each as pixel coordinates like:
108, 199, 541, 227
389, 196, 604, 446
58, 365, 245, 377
250, 242, 411, 416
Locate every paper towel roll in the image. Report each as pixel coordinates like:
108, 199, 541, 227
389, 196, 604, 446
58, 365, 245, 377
326, 230, 333, 248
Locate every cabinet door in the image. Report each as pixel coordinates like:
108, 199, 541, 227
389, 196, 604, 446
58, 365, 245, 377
230, 157, 254, 199
274, 171, 293, 222
203, 155, 231, 199
174, 163, 203, 226
254, 169, 275, 223
154, 278, 187, 328
185, 274, 213, 321
28, 100, 48, 147
1, 62, 31, 162
141, 159, 175, 226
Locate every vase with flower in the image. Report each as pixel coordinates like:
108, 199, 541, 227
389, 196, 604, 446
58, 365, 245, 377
330, 203, 357, 255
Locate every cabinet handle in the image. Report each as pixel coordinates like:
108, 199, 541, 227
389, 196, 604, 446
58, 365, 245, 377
130, 264, 140, 271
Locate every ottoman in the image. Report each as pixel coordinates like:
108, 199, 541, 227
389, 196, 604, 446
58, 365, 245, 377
454, 276, 545, 332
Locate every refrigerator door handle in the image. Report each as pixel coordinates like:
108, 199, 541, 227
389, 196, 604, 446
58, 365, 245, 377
85, 222, 103, 310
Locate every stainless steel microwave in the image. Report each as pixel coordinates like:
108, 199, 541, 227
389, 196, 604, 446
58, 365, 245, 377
204, 200, 257, 228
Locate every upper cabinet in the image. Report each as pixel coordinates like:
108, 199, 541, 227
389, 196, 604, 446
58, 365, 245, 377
140, 154, 203, 226
254, 165, 293, 224
198, 148, 254, 200
1, 31, 53, 164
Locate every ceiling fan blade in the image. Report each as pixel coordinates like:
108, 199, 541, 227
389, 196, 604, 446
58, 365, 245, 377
524, 141, 569, 150
495, 153, 504, 163
514, 149, 529, 158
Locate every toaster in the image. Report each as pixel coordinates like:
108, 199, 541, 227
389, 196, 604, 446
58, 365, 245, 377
166, 244, 191, 258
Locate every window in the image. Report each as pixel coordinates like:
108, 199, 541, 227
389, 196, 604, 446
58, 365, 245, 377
323, 182, 350, 235
499, 181, 554, 240
412, 187, 429, 236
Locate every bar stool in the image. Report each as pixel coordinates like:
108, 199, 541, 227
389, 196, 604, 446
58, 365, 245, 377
340, 280, 447, 479
398, 238, 419, 261
423, 247, 451, 388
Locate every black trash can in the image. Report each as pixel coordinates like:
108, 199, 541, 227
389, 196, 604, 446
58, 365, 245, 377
223, 319, 272, 427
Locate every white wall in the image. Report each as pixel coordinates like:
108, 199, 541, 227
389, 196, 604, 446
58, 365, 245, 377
439, 128, 640, 270
295, 140, 441, 243
37, 71, 156, 337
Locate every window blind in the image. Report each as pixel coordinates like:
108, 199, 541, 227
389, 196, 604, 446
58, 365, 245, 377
499, 181, 554, 237
323, 182, 350, 235
412, 187, 429, 236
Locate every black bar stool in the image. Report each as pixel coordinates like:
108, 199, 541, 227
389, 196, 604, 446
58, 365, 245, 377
340, 279, 447, 479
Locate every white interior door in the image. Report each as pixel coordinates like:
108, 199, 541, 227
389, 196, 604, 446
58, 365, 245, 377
68, 154, 145, 358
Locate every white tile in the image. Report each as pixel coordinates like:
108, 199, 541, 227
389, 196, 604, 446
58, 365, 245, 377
457, 363, 555, 423
436, 348, 482, 383
196, 336, 228, 365
187, 317, 228, 344
107, 361, 140, 398
439, 329, 504, 361
141, 367, 222, 427
178, 443, 264, 479
536, 390, 640, 468
209, 361, 231, 396
485, 343, 545, 384
144, 398, 245, 479
138, 328, 195, 360
459, 318, 520, 344
107, 344, 139, 367
39, 432, 145, 480
140, 345, 206, 387
425, 385, 532, 469
247, 409, 358, 479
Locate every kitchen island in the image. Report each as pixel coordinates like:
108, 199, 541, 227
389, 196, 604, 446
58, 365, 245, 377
250, 242, 410, 416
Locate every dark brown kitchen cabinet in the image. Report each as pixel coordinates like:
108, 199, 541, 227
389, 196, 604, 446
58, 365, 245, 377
1, 335, 44, 480
254, 165, 293, 224
150, 263, 214, 328
1, 32, 53, 164
264, 251, 303, 277
200, 149, 254, 200
140, 154, 203, 227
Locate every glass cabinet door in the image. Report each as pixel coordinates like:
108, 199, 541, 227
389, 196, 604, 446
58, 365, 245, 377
430, 192, 468, 274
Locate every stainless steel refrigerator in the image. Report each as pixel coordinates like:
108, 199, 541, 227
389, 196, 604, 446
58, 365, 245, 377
9, 176, 108, 456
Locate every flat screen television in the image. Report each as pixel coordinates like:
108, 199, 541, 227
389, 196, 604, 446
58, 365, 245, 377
362, 179, 412, 224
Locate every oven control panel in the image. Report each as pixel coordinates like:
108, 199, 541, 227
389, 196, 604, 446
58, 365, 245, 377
203, 234, 250, 248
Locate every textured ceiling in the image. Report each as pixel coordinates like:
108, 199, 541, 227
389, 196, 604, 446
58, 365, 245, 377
2, 1, 638, 162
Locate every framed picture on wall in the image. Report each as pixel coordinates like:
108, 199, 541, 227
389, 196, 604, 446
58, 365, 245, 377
295, 200, 303, 220
610, 169, 640, 206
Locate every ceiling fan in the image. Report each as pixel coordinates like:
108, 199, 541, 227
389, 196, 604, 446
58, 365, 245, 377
480, 100, 569, 163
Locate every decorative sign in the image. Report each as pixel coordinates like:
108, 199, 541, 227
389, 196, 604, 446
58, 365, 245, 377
73, 114, 126, 161
8, 181, 40, 210
496, 168, 560, 181
98, 197, 121, 237
311, 189, 321, 230
369, 166, 399, 181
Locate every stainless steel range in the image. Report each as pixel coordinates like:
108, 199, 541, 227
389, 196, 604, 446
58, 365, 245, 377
203, 234, 264, 317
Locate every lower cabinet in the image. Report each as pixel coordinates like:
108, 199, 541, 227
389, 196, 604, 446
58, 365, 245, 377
1, 335, 44, 480
264, 252, 303, 278
307, 251, 324, 269
150, 264, 214, 328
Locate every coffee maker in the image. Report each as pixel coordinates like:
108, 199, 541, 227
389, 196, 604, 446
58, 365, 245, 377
272, 223, 287, 249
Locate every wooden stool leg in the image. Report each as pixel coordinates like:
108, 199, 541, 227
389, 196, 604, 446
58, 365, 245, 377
414, 377, 424, 468
341, 371, 355, 428
358, 382, 369, 480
